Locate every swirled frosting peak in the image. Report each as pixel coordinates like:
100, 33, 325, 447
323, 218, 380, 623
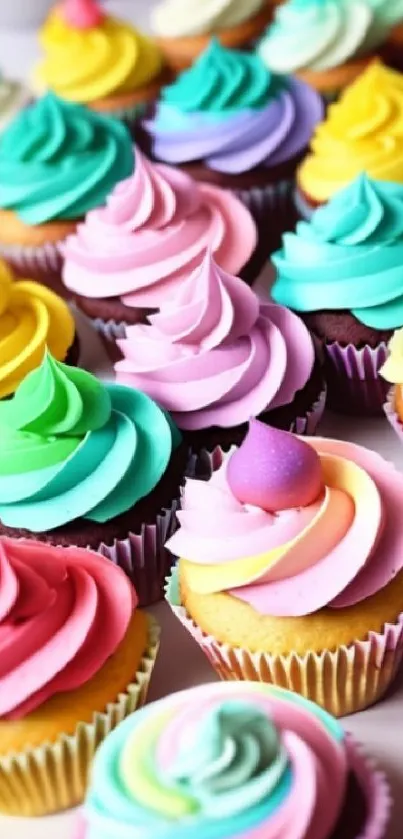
298, 61, 403, 202
152, 0, 266, 37
168, 425, 403, 616
147, 42, 324, 173
62, 148, 257, 308
82, 682, 353, 839
35, 3, 163, 104
114, 250, 315, 429
0, 353, 180, 532
273, 174, 403, 329
0, 265, 75, 399
380, 327, 403, 383
0, 537, 135, 719
0, 94, 134, 225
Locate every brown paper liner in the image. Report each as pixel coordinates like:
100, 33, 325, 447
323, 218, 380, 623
165, 568, 403, 718
0, 615, 160, 817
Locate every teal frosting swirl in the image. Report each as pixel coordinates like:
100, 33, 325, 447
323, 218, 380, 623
0, 353, 180, 532
368, 0, 403, 28
161, 39, 283, 113
272, 174, 403, 329
0, 93, 134, 225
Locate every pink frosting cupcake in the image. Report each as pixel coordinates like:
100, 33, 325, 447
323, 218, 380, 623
115, 250, 325, 473
62, 147, 257, 350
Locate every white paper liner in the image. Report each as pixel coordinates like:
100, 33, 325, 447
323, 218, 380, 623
0, 615, 160, 817
165, 567, 403, 718
0, 239, 63, 279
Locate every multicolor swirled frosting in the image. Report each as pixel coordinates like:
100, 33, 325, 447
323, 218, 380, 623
0, 263, 75, 398
146, 40, 324, 174
258, 0, 389, 75
80, 681, 371, 839
0, 353, 180, 532
0, 93, 134, 225
167, 421, 403, 615
62, 148, 256, 309
272, 174, 403, 330
0, 537, 135, 719
151, 0, 265, 37
298, 61, 403, 202
35, 0, 163, 104
115, 251, 315, 429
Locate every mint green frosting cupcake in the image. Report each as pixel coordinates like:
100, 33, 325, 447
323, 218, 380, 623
0, 93, 134, 225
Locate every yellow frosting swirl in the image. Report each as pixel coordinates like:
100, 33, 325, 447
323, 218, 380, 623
380, 329, 403, 384
34, 8, 163, 104
298, 61, 403, 202
0, 264, 75, 399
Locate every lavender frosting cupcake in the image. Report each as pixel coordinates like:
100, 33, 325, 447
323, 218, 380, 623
144, 40, 324, 262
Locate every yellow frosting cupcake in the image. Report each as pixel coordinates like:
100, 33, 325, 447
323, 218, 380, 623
298, 60, 403, 205
34, 0, 167, 121
0, 261, 76, 399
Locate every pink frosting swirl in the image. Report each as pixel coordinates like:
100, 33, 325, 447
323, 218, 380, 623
62, 148, 257, 309
114, 252, 315, 429
167, 425, 403, 616
0, 538, 135, 720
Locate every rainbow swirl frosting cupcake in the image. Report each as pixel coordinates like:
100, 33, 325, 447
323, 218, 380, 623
77, 682, 391, 839
0, 260, 76, 398
297, 60, 403, 210
166, 422, 403, 716
0, 537, 160, 816
115, 250, 324, 453
0, 353, 186, 605
34, 0, 166, 123
272, 174, 402, 414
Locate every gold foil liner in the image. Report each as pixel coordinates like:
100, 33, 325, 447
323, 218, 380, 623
0, 615, 160, 817
166, 568, 403, 718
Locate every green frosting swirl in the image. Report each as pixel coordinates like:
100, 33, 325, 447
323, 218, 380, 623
0, 93, 134, 225
0, 353, 180, 532
272, 174, 403, 329
161, 39, 282, 113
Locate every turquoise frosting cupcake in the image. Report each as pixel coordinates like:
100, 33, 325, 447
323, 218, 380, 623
272, 173, 402, 415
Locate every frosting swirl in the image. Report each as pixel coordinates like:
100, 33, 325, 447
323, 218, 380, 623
151, 0, 266, 37
298, 61, 403, 202
0, 93, 134, 225
380, 327, 403, 383
115, 251, 315, 429
167, 422, 403, 615
62, 148, 257, 309
81, 682, 352, 839
258, 0, 378, 74
0, 537, 135, 719
35, 1, 163, 104
0, 353, 180, 532
0, 263, 75, 399
147, 41, 324, 173
272, 174, 403, 329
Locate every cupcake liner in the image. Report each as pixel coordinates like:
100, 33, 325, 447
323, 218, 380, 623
0, 615, 160, 817
0, 239, 63, 278
345, 736, 392, 839
322, 340, 389, 416
383, 387, 403, 442
165, 567, 403, 718
90, 316, 128, 362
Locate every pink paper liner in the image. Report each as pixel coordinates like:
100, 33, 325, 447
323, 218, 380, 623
383, 387, 403, 443
165, 567, 403, 717
322, 341, 389, 416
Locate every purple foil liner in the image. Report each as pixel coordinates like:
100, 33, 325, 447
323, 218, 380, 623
323, 341, 389, 416
96, 500, 179, 607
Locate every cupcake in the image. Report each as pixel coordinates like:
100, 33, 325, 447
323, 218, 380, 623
150, 0, 273, 71
166, 422, 403, 717
0, 536, 159, 817
34, 0, 168, 132
0, 93, 134, 291
115, 250, 326, 470
0, 71, 31, 133
258, 0, 395, 100
272, 174, 402, 415
0, 260, 78, 399
62, 146, 258, 346
380, 328, 403, 439
0, 353, 187, 606
296, 60, 403, 218
76, 681, 391, 839
145, 41, 324, 258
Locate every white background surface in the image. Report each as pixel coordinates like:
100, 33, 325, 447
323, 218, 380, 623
1, 3, 403, 837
